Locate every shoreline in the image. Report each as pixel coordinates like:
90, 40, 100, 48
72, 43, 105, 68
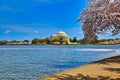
0, 43, 119, 46
40, 55, 120, 80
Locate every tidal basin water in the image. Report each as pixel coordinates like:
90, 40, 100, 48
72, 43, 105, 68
0, 45, 120, 80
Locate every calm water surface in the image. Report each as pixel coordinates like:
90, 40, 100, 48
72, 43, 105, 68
0, 45, 120, 80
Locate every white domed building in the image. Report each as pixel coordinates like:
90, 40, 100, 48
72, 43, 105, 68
50, 31, 70, 44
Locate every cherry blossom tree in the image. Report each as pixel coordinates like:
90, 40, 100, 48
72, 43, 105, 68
78, 0, 120, 42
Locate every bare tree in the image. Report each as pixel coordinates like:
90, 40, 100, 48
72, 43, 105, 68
78, 0, 120, 42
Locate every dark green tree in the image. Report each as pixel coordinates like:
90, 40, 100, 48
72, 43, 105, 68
23, 40, 29, 43
59, 38, 64, 44
32, 38, 40, 44
72, 37, 77, 42
0, 40, 8, 45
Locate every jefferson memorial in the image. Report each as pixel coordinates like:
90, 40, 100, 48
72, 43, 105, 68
50, 31, 70, 44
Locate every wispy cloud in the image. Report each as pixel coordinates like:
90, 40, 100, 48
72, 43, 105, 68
0, 23, 48, 34
34, 30, 39, 34
79, 31, 83, 34
5, 30, 11, 34
0, 5, 13, 11
0, 23, 61, 39
35, 0, 68, 4
0, 5, 24, 13
1, 25, 28, 32
35, 0, 49, 2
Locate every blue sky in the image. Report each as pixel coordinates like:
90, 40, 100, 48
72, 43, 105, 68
0, 0, 119, 41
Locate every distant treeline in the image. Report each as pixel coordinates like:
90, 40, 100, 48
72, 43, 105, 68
80, 38, 120, 44
0, 40, 30, 45
0, 37, 79, 45
0, 38, 120, 45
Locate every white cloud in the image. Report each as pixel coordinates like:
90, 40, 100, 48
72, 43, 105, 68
0, 5, 24, 13
0, 5, 13, 11
5, 30, 11, 34
24, 30, 30, 33
34, 30, 39, 34
35, 0, 68, 4
79, 31, 83, 34
36, 0, 49, 2
1, 25, 28, 32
